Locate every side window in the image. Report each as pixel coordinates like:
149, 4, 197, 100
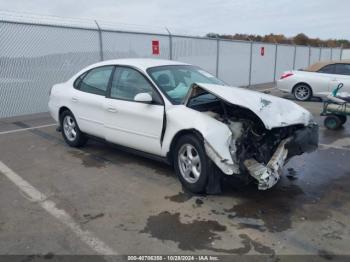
110, 67, 162, 104
79, 66, 114, 96
151, 70, 176, 91
335, 64, 350, 76
318, 64, 336, 74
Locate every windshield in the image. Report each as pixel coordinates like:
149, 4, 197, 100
147, 65, 225, 104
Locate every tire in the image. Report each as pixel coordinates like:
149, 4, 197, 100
337, 115, 347, 125
324, 115, 342, 130
60, 110, 88, 147
173, 134, 211, 194
293, 84, 312, 101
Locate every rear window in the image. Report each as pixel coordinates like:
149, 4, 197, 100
318, 64, 336, 74
335, 64, 350, 76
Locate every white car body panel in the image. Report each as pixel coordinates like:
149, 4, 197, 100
161, 105, 236, 174
104, 98, 164, 155
49, 59, 318, 190
277, 70, 350, 97
188, 83, 313, 130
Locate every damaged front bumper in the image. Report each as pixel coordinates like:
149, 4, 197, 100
244, 123, 318, 190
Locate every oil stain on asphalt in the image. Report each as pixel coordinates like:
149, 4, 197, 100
220, 148, 350, 233
68, 150, 108, 168
165, 192, 193, 203
141, 211, 274, 255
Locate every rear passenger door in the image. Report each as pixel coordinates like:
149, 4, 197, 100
72, 66, 114, 138
334, 63, 350, 93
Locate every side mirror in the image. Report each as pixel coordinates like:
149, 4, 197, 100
134, 92, 153, 103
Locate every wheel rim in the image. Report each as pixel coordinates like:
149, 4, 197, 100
295, 85, 310, 100
326, 118, 337, 129
178, 144, 201, 184
63, 115, 77, 142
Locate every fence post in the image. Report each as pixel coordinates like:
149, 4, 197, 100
319, 46, 322, 61
308, 45, 311, 66
340, 44, 343, 60
330, 47, 333, 60
94, 20, 104, 61
273, 43, 278, 82
215, 37, 220, 77
248, 41, 253, 87
165, 27, 172, 60
292, 45, 296, 70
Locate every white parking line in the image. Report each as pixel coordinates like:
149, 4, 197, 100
0, 161, 118, 255
319, 143, 350, 151
0, 124, 56, 135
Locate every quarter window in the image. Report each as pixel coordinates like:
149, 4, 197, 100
78, 66, 114, 96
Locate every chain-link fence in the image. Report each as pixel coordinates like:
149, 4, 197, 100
0, 11, 345, 118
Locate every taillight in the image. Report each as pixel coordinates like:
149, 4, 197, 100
280, 72, 294, 79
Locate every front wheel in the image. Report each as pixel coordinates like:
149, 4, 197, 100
174, 134, 211, 194
60, 110, 88, 147
293, 84, 312, 101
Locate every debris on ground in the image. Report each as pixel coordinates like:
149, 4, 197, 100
286, 168, 298, 180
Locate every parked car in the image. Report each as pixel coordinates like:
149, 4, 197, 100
49, 59, 318, 193
277, 60, 350, 101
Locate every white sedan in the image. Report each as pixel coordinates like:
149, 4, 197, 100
49, 59, 318, 193
277, 60, 350, 101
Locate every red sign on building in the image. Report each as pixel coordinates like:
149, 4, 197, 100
260, 47, 265, 56
152, 40, 160, 55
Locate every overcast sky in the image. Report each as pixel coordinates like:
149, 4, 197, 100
0, 0, 349, 39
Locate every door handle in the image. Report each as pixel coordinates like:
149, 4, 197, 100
72, 97, 78, 102
107, 107, 117, 113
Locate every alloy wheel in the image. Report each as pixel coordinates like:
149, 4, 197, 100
63, 115, 77, 142
295, 85, 310, 100
178, 144, 202, 184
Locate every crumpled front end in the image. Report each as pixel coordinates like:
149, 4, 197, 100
184, 83, 319, 190
243, 123, 318, 190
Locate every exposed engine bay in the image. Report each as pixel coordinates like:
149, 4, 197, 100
186, 87, 318, 190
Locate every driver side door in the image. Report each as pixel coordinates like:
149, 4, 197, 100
104, 66, 164, 155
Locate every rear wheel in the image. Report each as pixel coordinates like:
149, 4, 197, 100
60, 110, 88, 147
324, 115, 342, 130
293, 84, 312, 101
174, 134, 211, 194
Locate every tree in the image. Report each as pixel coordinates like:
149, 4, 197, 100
206, 32, 349, 48
293, 33, 309, 45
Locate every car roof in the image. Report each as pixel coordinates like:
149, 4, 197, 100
86, 58, 190, 71
304, 59, 350, 72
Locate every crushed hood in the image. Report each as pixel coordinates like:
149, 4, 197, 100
186, 83, 313, 130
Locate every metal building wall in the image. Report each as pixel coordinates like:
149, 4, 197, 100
342, 49, 350, 59
0, 22, 100, 118
218, 40, 250, 86
102, 31, 170, 60
331, 48, 341, 60
172, 36, 217, 75
321, 48, 332, 60
275, 45, 295, 80
310, 47, 321, 65
251, 43, 275, 85
0, 12, 344, 118
294, 46, 310, 70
